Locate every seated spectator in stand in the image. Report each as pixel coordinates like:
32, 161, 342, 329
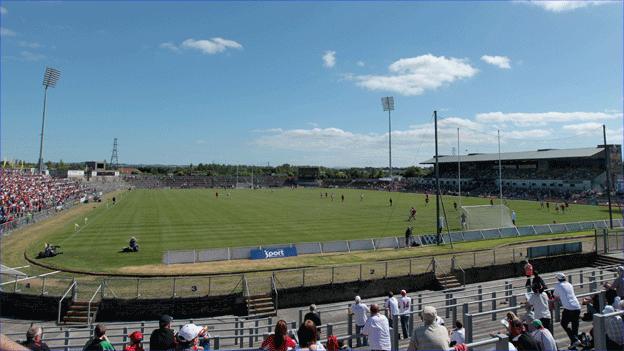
529, 320, 556, 351
304, 305, 322, 330
261, 320, 296, 351
296, 320, 325, 351
602, 305, 624, 350
123, 332, 144, 351
176, 324, 206, 351
83, 324, 115, 351
508, 319, 538, 351
604, 266, 624, 299
362, 304, 390, 351
20, 326, 49, 351
526, 285, 551, 331
1, 334, 29, 351
449, 320, 465, 347
407, 306, 449, 351
150, 315, 176, 351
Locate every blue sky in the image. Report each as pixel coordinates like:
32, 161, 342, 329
1, 1, 622, 167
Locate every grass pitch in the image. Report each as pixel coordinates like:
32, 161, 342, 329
23, 188, 614, 273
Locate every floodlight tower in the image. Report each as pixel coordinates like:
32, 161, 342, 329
37, 67, 61, 174
381, 96, 395, 180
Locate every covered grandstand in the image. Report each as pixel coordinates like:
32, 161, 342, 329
421, 145, 623, 193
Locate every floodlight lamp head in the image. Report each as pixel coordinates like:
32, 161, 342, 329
381, 96, 395, 111
42, 67, 61, 88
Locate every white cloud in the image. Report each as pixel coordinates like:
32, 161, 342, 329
322, 51, 336, 68
356, 61, 365, 67
476, 111, 622, 126
0, 6, 7, 15
1, 27, 16, 37
20, 51, 45, 61
523, 0, 614, 12
481, 55, 511, 69
18, 41, 41, 49
160, 37, 243, 55
348, 54, 478, 96
562, 122, 604, 135
159, 42, 180, 53
195, 139, 206, 145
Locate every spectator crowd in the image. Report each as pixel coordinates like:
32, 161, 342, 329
0, 169, 87, 226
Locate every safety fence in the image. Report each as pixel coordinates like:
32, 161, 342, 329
163, 219, 622, 264
5, 265, 617, 351
2, 235, 597, 299
0, 199, 82, 236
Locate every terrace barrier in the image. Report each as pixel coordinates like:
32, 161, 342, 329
163, 219, 622, 264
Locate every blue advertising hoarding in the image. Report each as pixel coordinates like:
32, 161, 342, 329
250, 247, 298, 260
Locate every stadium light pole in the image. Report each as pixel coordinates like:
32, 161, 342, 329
381, 97, 395, 180
457, 128, 461, 209
603, 125, 614, 229
37, 67, 61, 174
434, 110, 442, 245
498, 130, 503, 227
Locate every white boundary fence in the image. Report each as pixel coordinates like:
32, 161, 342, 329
164, 219, 623, 264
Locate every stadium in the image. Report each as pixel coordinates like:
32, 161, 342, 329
1, 2, 623, 351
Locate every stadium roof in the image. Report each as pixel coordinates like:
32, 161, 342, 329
421, 146, 606, 164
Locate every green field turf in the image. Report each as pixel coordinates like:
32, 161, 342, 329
26, 188, 614, 272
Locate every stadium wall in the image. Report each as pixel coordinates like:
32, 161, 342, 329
0, 291, 72, 320
164, 219, 622, 264
97, 294, 245, 322
275, 272, 436, 309
460, 252, 596, 286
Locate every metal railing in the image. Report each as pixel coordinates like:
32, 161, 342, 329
57, 279, 77, 324
88, 284, 102, 328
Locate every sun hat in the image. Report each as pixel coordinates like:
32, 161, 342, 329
178, 324, 203, 342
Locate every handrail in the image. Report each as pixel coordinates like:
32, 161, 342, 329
243, 275, 250, 298
57, 280, 77, 325
271, 274, 278, 310
88, 284, 103, 328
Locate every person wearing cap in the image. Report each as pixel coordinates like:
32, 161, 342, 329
303, 304, 322, 330
362, 304, 390, 351
123, 331, 144, 351
601, 305, 624, 350
384, 292, 399, 329
176, 324, 206, 351
351, 296, 370, 347
553, 272, 582, 348
407, 306, 449, 351
526, 285, 551, 331
398, 290, 411, 339
20, 325, 49, 351
529, 320, 556, 351
150, 315, 176, 351
83, 324, 115, 351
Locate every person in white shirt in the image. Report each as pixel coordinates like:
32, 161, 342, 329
449, 320, 465, 346
526, 285, 552, 331
553, 272, 581, 348
399, 290, 411, 339
530, 320, 557, 351
362, 304, 391, 351
351, 296, 370, 347
384, 292, 400, 329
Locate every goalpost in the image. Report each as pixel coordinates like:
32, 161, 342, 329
460, 204, 513, 230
